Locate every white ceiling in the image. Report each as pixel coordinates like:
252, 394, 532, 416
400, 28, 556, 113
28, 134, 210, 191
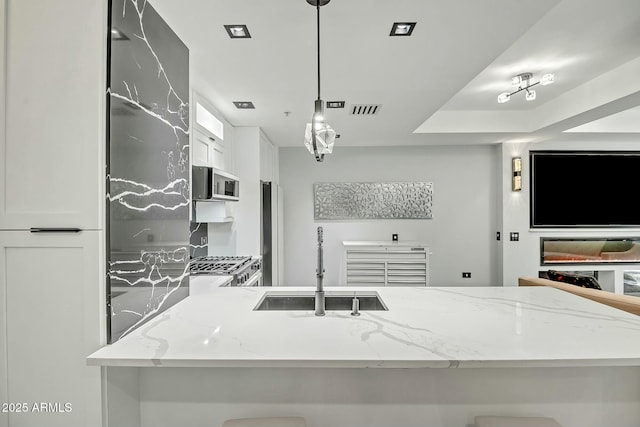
150, 0, 640, 147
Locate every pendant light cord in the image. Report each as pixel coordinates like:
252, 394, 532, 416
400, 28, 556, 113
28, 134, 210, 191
312, 1, 325, 162
317, 2, 321, 100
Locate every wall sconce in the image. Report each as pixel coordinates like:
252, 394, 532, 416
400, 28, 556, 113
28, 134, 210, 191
512, 157, 522, 191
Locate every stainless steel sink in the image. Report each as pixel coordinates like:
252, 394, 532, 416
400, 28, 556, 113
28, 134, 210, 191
254, 292, 388, 311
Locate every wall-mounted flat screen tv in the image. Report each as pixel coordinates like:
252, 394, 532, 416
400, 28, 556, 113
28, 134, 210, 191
530, 150, 640, 228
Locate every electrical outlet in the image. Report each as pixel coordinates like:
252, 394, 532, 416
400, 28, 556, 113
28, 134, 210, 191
200, 236, 208, 245
462, 272, 471, 278
496, 231, 501, 241
510, 232, 519, 241
392, 234, 398, 241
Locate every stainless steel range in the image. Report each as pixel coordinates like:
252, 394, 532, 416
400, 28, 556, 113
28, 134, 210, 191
189, 255, 262, 286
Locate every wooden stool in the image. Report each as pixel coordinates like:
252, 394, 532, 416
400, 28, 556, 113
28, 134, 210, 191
222, 417, 306, 427
475, 415, 562, 427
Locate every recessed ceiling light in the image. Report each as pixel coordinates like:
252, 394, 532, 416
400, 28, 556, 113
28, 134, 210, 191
326, 101, 345, 108
390, 22, 416, 36
233, 101, 255, 109
110, 28, 129, 41
224, 25, 251, 39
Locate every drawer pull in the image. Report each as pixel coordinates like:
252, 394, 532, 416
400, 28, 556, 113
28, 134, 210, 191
348, 250, 424, 254
30, 227, 82, 233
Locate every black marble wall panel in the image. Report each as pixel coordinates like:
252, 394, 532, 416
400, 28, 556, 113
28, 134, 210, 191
190, 222, 209, 258
107, 0, 190, 343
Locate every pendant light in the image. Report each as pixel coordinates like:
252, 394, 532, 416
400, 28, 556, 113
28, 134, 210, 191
303, 0, 336, 162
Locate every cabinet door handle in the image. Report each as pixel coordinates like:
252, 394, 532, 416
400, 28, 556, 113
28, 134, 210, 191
347, 250, 424, 254
30, 227, 82, 233
208, 137, 216, 142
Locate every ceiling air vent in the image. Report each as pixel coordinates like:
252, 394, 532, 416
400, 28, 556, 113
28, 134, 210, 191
350, 104, 382, 115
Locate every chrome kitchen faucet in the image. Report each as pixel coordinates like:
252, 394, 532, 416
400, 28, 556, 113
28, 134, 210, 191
315, 226, 325, 316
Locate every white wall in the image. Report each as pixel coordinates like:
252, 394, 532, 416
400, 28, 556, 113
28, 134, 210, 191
188, 86, 239, 255
226, 127, 261, 255
279, 145, 501, 287
260, 129, 278, 183
189, 55, 244, 256
501, 140, 640, 290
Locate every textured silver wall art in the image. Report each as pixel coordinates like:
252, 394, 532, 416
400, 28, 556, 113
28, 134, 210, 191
314, 182, 433, 220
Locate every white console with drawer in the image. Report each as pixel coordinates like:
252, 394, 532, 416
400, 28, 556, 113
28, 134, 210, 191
343, 241, 430, 286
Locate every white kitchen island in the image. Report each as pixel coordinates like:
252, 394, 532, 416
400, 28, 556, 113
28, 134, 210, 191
88, 285, 640, 427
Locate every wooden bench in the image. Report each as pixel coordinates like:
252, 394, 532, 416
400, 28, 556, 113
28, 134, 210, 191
518, 276, 640, 316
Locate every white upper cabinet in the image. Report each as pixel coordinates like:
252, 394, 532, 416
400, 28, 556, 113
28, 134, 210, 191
0, 0, 104, 230
192, 92, 227, 170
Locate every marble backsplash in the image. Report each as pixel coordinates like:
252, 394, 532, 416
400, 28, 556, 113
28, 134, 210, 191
190, 222, 209, 259
107, 0, 190, 342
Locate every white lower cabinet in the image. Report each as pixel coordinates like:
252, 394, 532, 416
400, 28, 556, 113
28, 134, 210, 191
0, 230, 104, 427
344, 241, 429, 286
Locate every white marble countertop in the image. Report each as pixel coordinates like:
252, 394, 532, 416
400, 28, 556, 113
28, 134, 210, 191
87, 285, 640, 368
189, 275, 233, 295
342, 240, 426, 247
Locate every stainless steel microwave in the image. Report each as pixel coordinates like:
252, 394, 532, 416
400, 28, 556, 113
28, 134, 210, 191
192, 166, 240, 201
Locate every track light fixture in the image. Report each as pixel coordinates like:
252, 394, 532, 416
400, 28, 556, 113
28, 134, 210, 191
497, 72, 554, 104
